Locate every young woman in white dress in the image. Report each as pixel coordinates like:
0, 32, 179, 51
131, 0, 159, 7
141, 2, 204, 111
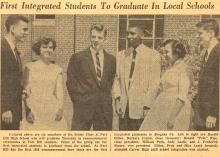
20, 37, 68, 130
139, 40, 192, 131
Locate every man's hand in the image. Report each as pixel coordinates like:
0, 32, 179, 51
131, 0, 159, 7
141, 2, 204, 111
55, 109, 63, 121
26, 111, 35, 124
115, 98, 123, 117
206, 116, 216, 129
2, 110, 12, 124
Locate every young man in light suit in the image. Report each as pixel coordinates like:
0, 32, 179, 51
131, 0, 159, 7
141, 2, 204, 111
113, 25, 161, 130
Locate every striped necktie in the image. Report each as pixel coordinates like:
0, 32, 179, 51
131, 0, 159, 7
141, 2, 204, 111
96, 51, 102, 84
128, 49, 137, 88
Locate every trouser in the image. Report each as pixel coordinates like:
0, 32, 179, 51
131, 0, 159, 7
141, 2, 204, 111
194, 125, 219, 131
194, 119, 219, 131
72, 104, 113, 131
193, 109, 219, 131
1, 121, 20, 130
119, 105, 143, 131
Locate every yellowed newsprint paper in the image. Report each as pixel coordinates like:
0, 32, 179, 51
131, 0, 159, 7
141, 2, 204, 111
0, 0, 220, 156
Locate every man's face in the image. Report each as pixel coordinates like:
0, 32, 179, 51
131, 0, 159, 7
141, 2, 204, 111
127, 27, 143, 48
197, 27, 213, 47
11, 20, 29, 43
90, 29, 106, 51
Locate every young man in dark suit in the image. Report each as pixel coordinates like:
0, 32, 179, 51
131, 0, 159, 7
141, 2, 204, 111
194, 19, 219, 131
66, 24, 116, 130
1, 15, 29, 130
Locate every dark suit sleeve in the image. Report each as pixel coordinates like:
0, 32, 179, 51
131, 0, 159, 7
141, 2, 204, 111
1, 46, 14, 113
205, 52, 219, 117
207, 52, 219, 117
66, 54, 79, 103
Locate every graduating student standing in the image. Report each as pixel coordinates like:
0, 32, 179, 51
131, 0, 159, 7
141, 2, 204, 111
113, 25, 161, 130
20, 37, 68, 130
194, 19, 219, 131
1, 15, 29, 130
140, 40, 192, 131
66, 24, 116, 130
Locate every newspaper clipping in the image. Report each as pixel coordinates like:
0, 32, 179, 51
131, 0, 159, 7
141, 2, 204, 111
0, 0, 219, 156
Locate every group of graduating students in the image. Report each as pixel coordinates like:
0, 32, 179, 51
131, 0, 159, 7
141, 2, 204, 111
1, 15, 219, 131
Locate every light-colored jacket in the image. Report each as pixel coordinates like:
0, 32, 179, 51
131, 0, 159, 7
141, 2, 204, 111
113, 43, 161, 119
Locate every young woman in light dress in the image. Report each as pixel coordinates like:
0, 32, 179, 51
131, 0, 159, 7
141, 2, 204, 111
20, 37, 68, 130
140, 40, 192, 131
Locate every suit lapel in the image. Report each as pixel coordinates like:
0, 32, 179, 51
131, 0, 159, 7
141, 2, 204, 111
123, 49, 132, 92
128, 50, 141, 89
101, 50, 111, 85
206, 43, 219, 65
200, 43, 219, 77
100, 50, 108, 86
3, 38, 19, 68
128, 45, 145, 90
85, 49, 100, 86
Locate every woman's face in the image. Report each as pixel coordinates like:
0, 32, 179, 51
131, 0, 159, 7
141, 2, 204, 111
40, 41, 54, 60
164, 43, 178, 64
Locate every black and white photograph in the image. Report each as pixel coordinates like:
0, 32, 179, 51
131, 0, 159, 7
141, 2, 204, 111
1, 14, 219, 131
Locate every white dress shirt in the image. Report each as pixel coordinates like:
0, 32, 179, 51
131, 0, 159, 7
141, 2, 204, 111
90, 47, 104, 76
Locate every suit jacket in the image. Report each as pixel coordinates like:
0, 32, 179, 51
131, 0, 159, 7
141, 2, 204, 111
197, 42, 219, 122
1, 38, 23, 125
113, 44, 161, 119
66, 48, 116, 122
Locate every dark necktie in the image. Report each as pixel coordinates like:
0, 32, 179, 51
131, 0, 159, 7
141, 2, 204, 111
14, 47, 22, 73
204, 50, 208, 62
128, 49, 137, 88
96, 52, 102, 84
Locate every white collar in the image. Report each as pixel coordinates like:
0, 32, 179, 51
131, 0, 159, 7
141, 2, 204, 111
207, 38, 219, 54
173, 59, 184, 67
134, 43, 144, 52
90, 46, 104, 55
5, 36, 16, 52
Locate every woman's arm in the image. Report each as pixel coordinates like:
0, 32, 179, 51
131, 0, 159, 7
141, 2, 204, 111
22, 67, 31, 111
167, 98, 185, 129
54, 72, 64, 121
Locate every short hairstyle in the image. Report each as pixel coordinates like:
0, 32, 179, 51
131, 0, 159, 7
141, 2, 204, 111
163, 39, 187, 59
128, 24, 145, 35
196, 19, 219, 37
32, 37, 57, 55
90, 24, 107, 37
5, 14, 29, 32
